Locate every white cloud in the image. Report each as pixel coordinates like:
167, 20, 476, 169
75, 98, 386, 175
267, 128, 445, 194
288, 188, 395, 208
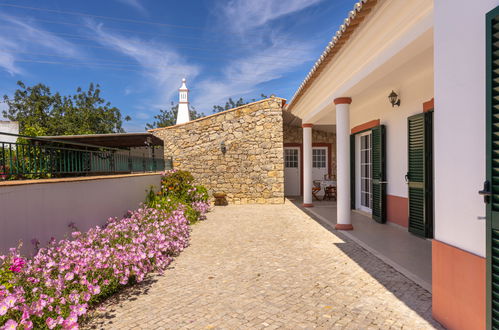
194, 37, 314, 109
185, 0, 321, 110
114, 0, 147, 15
135, 112, 150, 120
0, 13, 80, 75
222, 0, 323, 33
87, 22, 200, 109
0, 49, 20, 76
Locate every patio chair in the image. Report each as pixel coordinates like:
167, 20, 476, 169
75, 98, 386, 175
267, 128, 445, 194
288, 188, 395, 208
312, 181, 321, 201
323, 186, 336, 201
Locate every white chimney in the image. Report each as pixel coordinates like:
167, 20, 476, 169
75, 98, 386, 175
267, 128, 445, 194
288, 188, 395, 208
176, 78, 190, 125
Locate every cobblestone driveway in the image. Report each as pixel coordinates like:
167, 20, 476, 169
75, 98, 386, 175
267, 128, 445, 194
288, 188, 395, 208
85, 202, 441, 329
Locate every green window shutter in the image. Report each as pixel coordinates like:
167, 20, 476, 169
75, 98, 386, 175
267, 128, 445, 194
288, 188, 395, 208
371, 125, 386, 223
350, 134, 356, 210
486, 7, 499, 329
407, 112, 433, 238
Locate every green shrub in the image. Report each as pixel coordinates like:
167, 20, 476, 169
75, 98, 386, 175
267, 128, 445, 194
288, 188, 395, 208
146, 170, 211, 224
160, 170, 194, 200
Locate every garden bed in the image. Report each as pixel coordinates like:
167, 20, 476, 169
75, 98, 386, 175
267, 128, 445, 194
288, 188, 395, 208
0, 170, 210, 329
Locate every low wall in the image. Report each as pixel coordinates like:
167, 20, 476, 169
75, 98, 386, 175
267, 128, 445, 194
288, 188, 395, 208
0, 173, 161, 255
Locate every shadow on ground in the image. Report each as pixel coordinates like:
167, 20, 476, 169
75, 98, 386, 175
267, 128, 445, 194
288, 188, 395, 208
289, 198, 443, 329
82, 274, 161, 328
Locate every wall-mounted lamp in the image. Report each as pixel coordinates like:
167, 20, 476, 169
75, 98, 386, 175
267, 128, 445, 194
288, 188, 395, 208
388, 90, 401, 107
220, 141, 227, 155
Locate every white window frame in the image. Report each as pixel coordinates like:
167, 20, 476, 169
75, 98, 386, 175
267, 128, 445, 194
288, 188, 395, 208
356, 131, 372, 213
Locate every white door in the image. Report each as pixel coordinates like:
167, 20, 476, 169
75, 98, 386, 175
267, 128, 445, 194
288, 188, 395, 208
284, 147, 300, 196
356, 131, 372, 213
312, 147, 328, 196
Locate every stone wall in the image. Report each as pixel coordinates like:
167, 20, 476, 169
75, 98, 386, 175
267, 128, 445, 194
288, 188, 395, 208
152, 98, 285, 204
283, 125, 337, 179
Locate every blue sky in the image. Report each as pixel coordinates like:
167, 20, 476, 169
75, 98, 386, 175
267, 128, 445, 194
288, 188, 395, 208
0, 0, 357, 131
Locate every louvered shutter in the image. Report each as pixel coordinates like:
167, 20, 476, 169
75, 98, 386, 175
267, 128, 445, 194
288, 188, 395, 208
371, 125, 386, 223
407, 112, 433, 238
486, 7, 499, 329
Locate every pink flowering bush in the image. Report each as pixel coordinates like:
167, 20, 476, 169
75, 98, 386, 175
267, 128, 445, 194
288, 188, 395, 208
0, 171, 210, 329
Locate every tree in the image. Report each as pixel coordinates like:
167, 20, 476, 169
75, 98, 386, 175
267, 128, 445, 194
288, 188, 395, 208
212, 94, 268, 113
145, 102, 202, 130
2, 81, 130, 136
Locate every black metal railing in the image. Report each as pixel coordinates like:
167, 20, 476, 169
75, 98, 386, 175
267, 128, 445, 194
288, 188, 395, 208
0, 132, 172, 180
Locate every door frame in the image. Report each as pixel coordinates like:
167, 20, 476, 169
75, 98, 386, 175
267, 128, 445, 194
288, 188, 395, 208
283, 146, 301, 196
284, 143, 303, 196
355, 130, 373, 213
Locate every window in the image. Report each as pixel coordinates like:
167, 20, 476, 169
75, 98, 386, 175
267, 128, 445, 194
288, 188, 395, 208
312, 148, 326, 168
284, 149, 298, 168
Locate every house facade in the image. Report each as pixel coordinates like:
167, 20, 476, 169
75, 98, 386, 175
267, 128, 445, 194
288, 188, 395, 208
286, 0, 499, 328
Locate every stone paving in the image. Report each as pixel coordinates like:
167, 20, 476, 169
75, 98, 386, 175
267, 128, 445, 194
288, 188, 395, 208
84, 201, 442, 329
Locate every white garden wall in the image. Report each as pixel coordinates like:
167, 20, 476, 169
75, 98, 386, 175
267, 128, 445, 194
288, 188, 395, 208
0, 174, 161, 255
0, 121, 19, 144
433, 0, 499, 257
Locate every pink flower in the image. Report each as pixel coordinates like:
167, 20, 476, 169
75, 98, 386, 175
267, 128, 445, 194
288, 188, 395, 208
46, 317, 57, 329
3, 296, 16, 308
9, 257, 26, 273
64, 272, 74, 281
1, 319, 17, 330
75, 304, 87, 316
90, 285, 100, 295
0, 303, 7, 316
20, 320, 33, 330
62, 312, 78, 329
82, 292, 91, 302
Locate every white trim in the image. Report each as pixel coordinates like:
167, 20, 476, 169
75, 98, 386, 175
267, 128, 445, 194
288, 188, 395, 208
355, 131, 373, 214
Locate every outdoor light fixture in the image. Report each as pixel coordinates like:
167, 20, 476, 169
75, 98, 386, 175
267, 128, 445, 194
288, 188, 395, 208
220, 141, 227, 154
388, 90, 401, 107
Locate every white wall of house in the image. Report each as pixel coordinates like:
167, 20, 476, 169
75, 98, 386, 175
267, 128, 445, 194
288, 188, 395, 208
0, 174, 161, 255
0, 121, 19, 144
350, 48, 434, 198
434, 0, 499, 257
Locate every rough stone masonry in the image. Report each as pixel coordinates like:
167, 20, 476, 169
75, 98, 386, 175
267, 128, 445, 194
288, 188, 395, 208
151, 97, 286, 204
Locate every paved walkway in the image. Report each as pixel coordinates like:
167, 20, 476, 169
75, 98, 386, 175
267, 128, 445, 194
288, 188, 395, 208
85, 201, 441, 329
